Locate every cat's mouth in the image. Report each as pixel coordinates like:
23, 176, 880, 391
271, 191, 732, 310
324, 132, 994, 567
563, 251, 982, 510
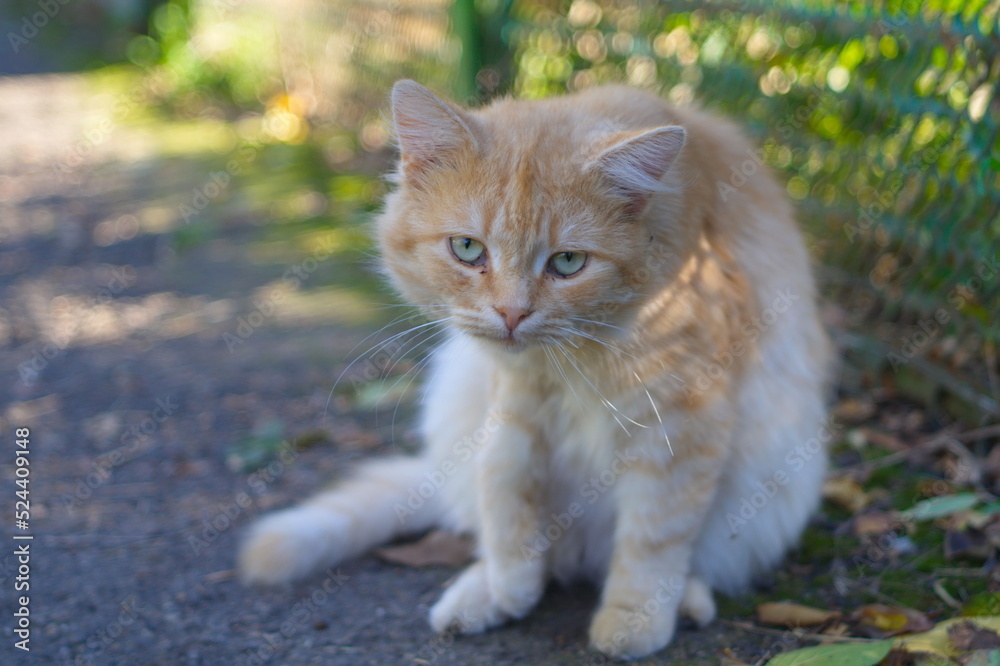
466, 327, 532, 352
496, 332, 529, 351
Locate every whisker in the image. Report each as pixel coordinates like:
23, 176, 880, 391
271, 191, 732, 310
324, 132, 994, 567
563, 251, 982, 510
552, 342, 632, 437
556, 325, 686, 386
554, 325, 646, 365
542, 340, 586, 411
386, 326, 453, 445
567, 317, 632, 335
323, 316, 454, 421
634, 371, 673, 456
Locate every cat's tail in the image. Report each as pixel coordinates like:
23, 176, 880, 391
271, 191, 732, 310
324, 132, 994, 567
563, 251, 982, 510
238, 456, 441, 585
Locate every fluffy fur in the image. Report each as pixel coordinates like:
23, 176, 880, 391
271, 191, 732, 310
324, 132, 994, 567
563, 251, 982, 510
240, 81, 832, 659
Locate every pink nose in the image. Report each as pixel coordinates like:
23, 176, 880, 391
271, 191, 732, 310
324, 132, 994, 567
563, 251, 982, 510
495, 306, 532, 332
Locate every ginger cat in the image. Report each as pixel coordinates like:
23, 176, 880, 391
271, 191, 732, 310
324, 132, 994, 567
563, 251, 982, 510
239, 80, 832, 659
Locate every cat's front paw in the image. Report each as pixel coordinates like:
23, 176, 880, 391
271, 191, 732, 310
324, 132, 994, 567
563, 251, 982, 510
486, 558, 544, 619
679, 576, 716, 628
429, 562, 509, 635
589, 604, 677, 660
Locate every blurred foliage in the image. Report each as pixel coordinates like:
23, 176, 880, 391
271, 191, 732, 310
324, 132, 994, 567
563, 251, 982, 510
131, 0, 999, 418
498, 0, 1000, 416
0, 0, 159, 72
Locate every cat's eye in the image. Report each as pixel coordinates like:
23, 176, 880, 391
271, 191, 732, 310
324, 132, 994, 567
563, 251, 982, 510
449, 237, 487, 266
548, 251, 587, 277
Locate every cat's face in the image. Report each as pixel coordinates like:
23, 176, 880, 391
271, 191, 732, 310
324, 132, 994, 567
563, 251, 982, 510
376, 82, 686, 352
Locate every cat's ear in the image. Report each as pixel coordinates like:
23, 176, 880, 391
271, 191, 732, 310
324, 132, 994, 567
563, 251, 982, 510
391, 80, 478, 187
588, 126, 686, 216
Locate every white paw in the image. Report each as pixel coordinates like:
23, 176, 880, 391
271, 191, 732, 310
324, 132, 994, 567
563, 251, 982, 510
238, 508, 346, 585
589, 604, 677, 660
486, 558, 545, 619
679, 576, 716, 628
429, 562, 510, 634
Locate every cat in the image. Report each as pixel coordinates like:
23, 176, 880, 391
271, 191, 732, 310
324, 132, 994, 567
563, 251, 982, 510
239, 80, 832, 659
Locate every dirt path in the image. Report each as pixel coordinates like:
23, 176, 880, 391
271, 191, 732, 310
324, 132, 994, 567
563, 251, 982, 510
0, 73, 782, 665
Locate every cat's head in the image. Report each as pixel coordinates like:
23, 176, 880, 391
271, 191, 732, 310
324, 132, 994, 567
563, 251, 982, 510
376, 81, 688, 352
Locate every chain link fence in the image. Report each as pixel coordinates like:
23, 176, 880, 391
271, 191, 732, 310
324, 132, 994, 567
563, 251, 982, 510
503, 0, 999, 420
172, 0, 1000, 420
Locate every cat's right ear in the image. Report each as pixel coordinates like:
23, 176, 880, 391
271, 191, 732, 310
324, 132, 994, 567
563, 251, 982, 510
391, 80, 478, 187
587, 126, 686, 216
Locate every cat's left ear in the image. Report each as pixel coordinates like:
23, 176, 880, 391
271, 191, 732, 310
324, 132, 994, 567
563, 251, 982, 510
391, 80, 478, 187
587, 126, 686, 216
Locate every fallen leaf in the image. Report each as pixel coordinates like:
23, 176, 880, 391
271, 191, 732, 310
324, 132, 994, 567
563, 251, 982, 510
822, 622, 851, 637
374, 530, 474, 568
901, 494, 981, 522
853, 604, 933, 637
757, 601, 839, 627
227, 418, 287, 472
767, 639, 894, 666
895, 617, 1000, 659
949, 620, 1000, 651
823, 476, 870, 513
834, 398, 876, 422
853, 511, 901, 537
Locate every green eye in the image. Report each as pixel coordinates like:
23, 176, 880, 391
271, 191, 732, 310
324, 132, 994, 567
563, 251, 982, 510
548, 251, 587, 277
450, 237, 487, 265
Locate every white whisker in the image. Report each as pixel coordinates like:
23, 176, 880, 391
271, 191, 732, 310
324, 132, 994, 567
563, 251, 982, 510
552, 342, 632, 437
634, 371, 673, 456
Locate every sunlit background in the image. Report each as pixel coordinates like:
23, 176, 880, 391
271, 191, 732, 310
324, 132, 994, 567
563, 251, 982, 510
2, 0, 997, 422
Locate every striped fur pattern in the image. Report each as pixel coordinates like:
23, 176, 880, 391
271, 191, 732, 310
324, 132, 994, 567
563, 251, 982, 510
239, 81, 832, 659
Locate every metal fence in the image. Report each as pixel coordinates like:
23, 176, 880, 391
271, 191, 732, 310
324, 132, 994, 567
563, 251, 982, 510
183, 0, 1000, 419
499, 0, 1000, 419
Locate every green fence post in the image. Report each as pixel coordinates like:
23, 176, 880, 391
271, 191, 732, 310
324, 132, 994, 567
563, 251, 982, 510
451, 0, 483, 102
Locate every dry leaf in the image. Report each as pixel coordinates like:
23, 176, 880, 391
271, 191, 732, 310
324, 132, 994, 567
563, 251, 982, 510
821, 621, 851, 637
949, 620, 1000, 651
862, 428, 907, 452
853, 604, 933, 637
895, 617, 1000, 659
853, 511, 901, 537
756, 601, 839, 627
834, 398, 876, 422
374, 530, 474, 568
824, 476, 870, 513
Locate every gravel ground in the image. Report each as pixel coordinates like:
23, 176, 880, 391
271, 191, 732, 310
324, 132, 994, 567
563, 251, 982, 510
0, 74, 791, 665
